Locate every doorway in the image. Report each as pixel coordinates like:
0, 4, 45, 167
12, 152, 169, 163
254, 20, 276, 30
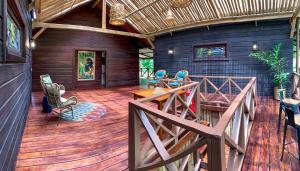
74, 50, 106, 89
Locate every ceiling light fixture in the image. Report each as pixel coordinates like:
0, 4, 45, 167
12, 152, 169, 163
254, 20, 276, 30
109, 1, 126, 26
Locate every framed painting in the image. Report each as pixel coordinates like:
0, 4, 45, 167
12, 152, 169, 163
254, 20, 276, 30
77, 51, 96, 81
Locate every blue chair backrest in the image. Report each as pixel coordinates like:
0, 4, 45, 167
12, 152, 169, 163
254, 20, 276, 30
155, 70, 166, 79
176, 70, 188, 81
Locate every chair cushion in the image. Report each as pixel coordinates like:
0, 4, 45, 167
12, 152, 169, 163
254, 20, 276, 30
156, 71, 165, 78
176, 71, 187, 80
294, 114, 300, 125
283, 98, 300, 105
60, 90, 65, 95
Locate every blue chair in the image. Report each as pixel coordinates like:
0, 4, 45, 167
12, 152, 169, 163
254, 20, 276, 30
147, 70, 166, 87
168, 70, 189, 87
281, 107, 300, 160
278, 89, 300, 134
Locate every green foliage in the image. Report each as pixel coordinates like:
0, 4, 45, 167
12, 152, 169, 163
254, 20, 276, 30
249, 43, 289, 88
139, 58, 154, 69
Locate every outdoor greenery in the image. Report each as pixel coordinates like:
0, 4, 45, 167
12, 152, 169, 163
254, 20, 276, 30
139, 58, 154, 77
249, 43, 288, 88
139, 58, 154, 69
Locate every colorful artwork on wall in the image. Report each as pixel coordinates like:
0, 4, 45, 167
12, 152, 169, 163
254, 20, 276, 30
7, 14, 21, 53
78, 51, 96, 81
194, 43, 226, 60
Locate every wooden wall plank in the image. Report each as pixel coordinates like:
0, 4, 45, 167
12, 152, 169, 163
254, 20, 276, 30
154, 20, 293, 96
32, 4, 139, 91
0, 0, 32, 170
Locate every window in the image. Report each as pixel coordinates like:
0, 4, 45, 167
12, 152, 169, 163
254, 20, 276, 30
7, 14, 21, 53
193, 43, 227, 61
5, 0, 26, 62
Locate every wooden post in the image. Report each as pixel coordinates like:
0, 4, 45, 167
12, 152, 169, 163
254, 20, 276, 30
207, 135, 226, 171
296, 18, 299, 73
195, 83, 201, 118
102, 0, 106, 30
128, 103, 140, 171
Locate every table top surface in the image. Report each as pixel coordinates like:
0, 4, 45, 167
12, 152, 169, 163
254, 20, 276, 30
132, 88, 185, 102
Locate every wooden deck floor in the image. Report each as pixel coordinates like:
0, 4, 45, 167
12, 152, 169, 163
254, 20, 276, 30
16, 87, 300, 171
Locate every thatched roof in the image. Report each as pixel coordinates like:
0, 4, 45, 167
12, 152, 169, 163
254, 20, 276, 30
35, 0, 300, 37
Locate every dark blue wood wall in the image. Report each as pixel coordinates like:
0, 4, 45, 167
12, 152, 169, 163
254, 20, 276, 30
154, 20, 293, 96
0, 0, 32, 170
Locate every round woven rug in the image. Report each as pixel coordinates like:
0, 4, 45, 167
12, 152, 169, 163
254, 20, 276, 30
60, 102, 106, 122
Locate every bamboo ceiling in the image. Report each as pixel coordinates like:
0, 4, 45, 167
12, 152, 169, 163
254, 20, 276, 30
37, 0, 300, 36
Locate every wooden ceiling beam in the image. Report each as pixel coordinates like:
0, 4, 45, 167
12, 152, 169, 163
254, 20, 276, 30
290, 1, 300, 38
92, 0, 101, 8
33, 22, 148, 39
148, 12, 294, 37
102, 0, 106, 29
33, 28, 47, 39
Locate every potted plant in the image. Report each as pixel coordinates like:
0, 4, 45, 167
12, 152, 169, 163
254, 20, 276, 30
249, 43, 289, 100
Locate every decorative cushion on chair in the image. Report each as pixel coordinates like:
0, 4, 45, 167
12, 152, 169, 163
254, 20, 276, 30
176, 71, 188, 80
42, 75, 52, 84
156, 71, 166, 79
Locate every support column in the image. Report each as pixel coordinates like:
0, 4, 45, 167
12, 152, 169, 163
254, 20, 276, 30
102, 0, 106, 30
296, 18, 299, 72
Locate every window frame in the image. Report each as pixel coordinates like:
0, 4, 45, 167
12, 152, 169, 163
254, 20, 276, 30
193, 42, 228, 61
4, 0, 26, 63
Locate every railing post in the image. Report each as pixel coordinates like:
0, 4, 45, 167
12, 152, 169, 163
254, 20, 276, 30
128, 103, 140, 171
207, 134, 226, 171
195, 83, 201, 118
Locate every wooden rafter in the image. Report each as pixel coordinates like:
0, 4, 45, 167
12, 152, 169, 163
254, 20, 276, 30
92, 0, 101, 8
37, 0, 300, 36
148, 12, 294, 36
290, 1, 300, 38
102, 0, 106, 29
33, 22, 148, 39
33, 28, 47, 39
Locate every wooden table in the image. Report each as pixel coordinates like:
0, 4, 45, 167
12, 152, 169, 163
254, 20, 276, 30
132, 88, 185, 110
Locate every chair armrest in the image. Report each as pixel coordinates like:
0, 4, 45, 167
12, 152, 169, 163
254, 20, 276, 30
147, 76, 155, 80
59, 84, 65, 91
67, 96, 78, 105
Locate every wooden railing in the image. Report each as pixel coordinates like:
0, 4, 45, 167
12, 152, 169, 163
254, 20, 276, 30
129, 76, 257, 171
140, 68, 154, 78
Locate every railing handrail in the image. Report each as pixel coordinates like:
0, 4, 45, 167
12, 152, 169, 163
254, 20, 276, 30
132, 76, 256, 137
129, 75, 257, 171
214, 77, 256, 134
189, 75, 253, 80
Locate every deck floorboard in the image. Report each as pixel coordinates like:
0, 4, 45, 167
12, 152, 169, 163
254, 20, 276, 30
16, 87, 300, 170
